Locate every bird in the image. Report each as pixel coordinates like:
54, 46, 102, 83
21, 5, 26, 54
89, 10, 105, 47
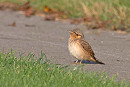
68, 28, 105, 64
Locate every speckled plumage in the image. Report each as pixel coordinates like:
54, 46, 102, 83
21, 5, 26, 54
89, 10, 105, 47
68, 29, 104, 64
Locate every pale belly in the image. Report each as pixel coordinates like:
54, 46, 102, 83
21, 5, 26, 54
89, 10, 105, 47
68, 42, 84, 60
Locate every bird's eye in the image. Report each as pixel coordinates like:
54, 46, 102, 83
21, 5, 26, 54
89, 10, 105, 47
74, 32, 79, 36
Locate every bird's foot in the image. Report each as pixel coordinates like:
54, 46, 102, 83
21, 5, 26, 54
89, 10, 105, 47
73, 62, 80, 64
73, 59, 79, 64
73, 60, 83, 64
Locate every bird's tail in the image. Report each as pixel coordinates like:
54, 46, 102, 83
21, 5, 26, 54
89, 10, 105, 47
95, 59, 105, 65
90, 57, 105, 65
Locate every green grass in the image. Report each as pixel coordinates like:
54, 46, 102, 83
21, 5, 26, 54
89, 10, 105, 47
0, 50, 129, 87
0, 0, 130, 31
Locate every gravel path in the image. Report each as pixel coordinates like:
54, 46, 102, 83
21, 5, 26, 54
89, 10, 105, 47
0, 10, 130, 81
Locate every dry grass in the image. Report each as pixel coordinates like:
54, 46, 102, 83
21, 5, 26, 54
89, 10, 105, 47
0, 0, 130, 31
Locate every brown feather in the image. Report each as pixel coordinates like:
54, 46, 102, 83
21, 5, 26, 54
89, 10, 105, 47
80, 39, 95, 57
68, 29, 105, 64
79, 39, 105, 64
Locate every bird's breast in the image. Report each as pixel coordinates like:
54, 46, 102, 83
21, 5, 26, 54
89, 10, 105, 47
68, 40, 84, 59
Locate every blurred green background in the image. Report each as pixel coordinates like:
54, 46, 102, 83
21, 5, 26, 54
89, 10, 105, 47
0, 0, 130, 31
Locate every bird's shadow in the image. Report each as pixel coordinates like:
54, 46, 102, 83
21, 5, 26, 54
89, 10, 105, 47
74, 60, 99, 64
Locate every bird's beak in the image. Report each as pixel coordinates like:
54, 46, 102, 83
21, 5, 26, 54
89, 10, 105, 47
67, 30, 73, 33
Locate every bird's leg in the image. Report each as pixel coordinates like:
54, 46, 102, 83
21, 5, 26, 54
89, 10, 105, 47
74, 59, 79, 64
80, 60, 83, 64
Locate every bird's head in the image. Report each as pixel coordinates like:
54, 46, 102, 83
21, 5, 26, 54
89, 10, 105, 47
68, 29, 84, 40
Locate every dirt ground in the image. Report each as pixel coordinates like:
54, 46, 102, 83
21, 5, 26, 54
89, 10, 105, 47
0, 10, 130, 81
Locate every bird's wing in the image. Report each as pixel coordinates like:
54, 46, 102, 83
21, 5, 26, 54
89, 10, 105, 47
79, 39, 95, 57
78, 39, 105, 64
